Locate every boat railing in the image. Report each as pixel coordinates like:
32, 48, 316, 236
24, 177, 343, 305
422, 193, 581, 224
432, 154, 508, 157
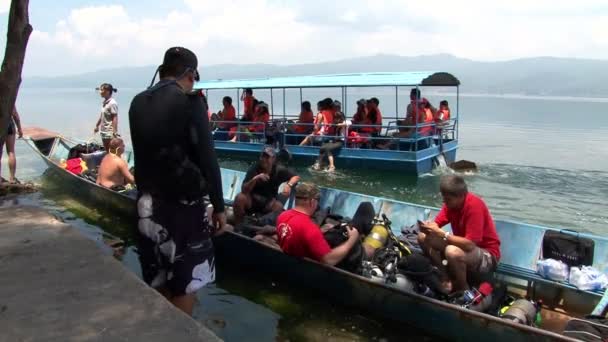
210, 117, 458, 151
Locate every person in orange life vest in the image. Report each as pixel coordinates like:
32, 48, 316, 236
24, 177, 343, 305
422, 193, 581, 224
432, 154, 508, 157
313, 102, 349, 172
276, 182, 359, 265
215, 96, 237, 130
299, 98, 334, 146
434, 100, 451, 135
351, 98, 367, 132
240, 88, 256, 121
229, 100, 268, 142
359, 98, 381, 134
417, 99, 436, 136
249, 102, 270, 133
290, 101, 315, 135
418, 175, 501, 293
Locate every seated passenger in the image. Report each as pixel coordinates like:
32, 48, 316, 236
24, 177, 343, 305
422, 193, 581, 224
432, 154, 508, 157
397, 88, 437, 137
359, 98, 382, 136
351, 99, 367, 129
229, 101, 269, 142
418, 175, 501, 293
216, 96, 237, 130
313, 101, 348, 172
96, 138, 135, 190
290, 101, 315, 135
249, 102, 270, 133
299, 98, 334, 146
233, 146, 300, 224
241, 88, 256, 121
276, 182, 360, 265
417, 100, 436, 137
435, 100, 451, 135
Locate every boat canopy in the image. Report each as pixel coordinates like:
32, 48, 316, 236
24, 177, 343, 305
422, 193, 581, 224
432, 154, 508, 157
194, 71, 460, 90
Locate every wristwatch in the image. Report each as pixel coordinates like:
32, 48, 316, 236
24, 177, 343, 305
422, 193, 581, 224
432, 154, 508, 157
443, 231, 450, 241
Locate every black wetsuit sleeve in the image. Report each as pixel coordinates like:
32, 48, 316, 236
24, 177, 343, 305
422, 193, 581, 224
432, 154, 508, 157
276, 165, 297, 184
188, 95, 225, 213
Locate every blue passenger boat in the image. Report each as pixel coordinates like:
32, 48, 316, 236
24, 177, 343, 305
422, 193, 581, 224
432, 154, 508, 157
196, 72, 461, 176
24, 129, 607, 341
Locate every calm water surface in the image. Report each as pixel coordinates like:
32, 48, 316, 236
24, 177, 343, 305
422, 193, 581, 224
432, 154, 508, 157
3, 87, 608, 340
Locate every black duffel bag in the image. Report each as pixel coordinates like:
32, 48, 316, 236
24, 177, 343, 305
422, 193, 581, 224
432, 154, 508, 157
542, 230, 595, 267
563, 316, 608, 341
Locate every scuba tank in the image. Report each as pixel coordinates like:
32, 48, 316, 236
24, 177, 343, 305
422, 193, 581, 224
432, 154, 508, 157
363, 215, 390, 258
393, 273, 415, 292
363, 213, 411, 259
500, 299, 541, 326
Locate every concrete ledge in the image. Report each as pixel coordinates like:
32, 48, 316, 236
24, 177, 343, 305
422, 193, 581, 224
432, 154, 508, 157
0, 206, 221, 342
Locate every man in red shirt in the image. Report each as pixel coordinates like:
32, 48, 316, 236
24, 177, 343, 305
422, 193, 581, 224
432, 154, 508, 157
419, 175, 501, 292
276, 182, 360, 265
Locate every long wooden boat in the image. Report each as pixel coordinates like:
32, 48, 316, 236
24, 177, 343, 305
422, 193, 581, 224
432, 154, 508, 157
196, 72, 460, 176
25, 131, 608, 341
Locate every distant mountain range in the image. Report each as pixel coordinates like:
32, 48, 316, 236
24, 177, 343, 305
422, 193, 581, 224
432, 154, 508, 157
23, 54, 608, 97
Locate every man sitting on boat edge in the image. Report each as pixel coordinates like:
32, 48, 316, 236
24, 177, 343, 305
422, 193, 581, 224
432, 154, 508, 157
96, 137, 135, 191
233, 146, 300, 224
276, 182, 360, 265
418, 175, 501, 294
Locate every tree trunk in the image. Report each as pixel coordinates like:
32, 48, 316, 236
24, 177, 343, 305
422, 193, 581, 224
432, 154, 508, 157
0, 0, 32, 143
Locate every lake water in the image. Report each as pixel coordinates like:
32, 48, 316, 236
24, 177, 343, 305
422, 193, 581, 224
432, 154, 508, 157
3, 87, 608, 341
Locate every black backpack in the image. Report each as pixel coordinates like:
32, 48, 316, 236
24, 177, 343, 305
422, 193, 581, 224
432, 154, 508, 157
563, 316, 608, 341
323, 223, 364, 274
542, 230, 595, 267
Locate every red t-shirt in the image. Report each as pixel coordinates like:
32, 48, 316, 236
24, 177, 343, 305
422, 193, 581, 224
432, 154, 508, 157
276, 209, 331, 262
434, 193, 501, 259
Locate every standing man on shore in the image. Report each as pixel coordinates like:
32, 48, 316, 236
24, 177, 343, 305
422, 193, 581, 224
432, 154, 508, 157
129, 47, 226, 315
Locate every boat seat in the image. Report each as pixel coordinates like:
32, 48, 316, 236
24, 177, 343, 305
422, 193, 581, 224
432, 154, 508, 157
495, 221, 605, 298
496, 263, 604, 298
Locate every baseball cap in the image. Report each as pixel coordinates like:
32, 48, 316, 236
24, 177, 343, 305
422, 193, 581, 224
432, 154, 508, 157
161, 47, 200, 81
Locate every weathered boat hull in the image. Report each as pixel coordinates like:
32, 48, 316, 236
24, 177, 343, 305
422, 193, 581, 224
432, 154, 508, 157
25, 135, 579, 342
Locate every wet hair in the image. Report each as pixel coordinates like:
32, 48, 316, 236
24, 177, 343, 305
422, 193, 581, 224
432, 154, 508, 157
440, 100, 449, 107
410, 88, 421, 99
368, 97, 379, 106
301, 101, 312, 112
98, 83, 117, 93
245, 88, 253, 95
223, 96, 233, 105
439, 175, 468, 197
108, 138, 124, 154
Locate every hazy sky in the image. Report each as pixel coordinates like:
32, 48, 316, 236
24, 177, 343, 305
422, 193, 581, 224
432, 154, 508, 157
1, 0, 607, 77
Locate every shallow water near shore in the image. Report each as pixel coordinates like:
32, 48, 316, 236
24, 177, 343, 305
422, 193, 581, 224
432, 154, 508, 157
0, 170, 435, 341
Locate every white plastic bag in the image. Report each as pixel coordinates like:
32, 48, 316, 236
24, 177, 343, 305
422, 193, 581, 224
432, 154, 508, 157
537, 259, 569, 282
569, 266, 608, 291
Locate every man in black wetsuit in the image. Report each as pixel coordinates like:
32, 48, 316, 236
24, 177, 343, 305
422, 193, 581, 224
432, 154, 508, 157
129, 47, 226, 315
233, 146, 300, 224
